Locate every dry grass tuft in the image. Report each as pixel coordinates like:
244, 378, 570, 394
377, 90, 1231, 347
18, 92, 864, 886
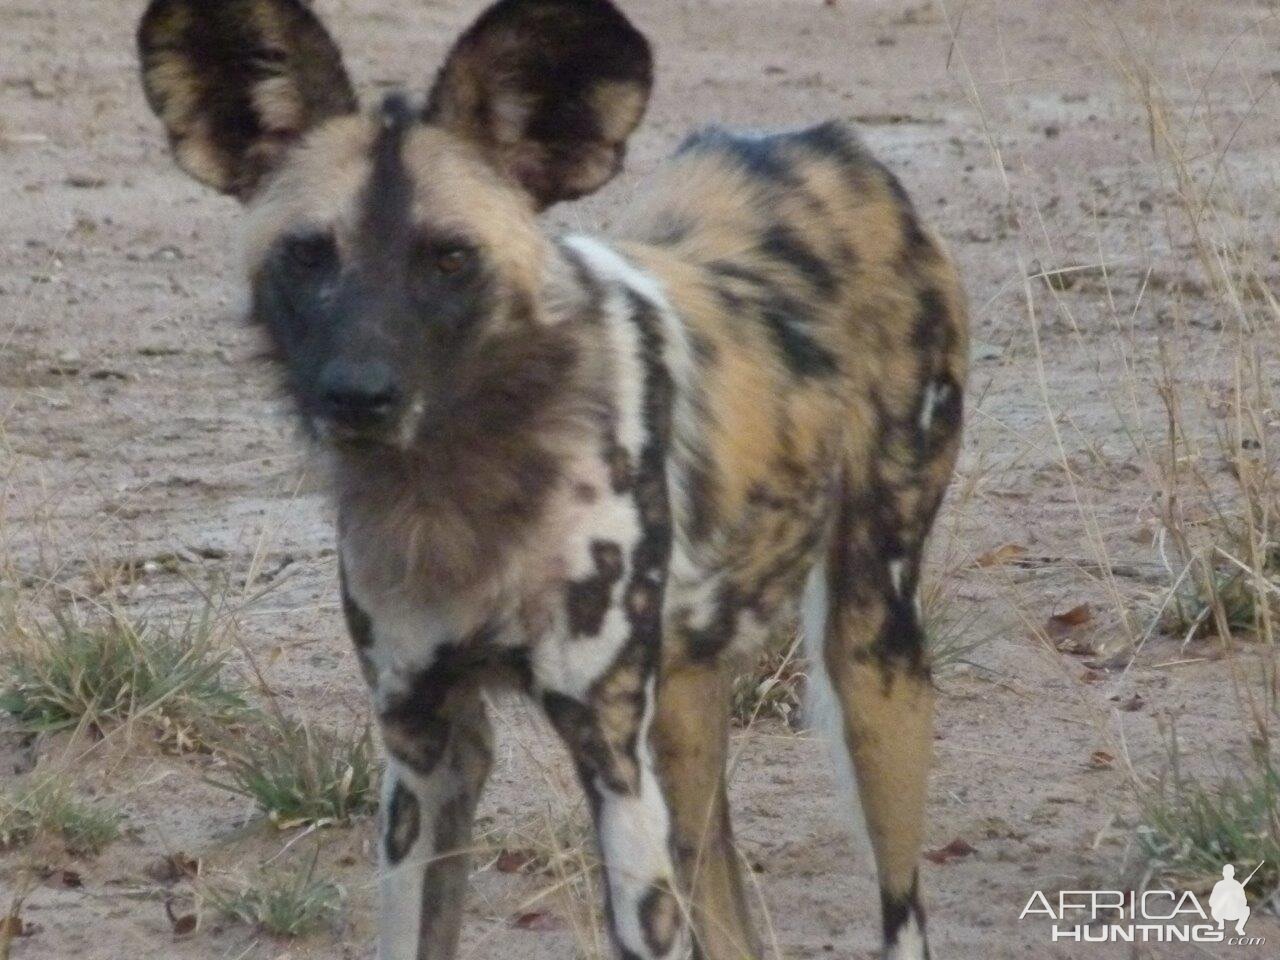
922, 573, 991, 675
205, 848, 343, 937
0, 773, 122, 855
207, 714, 378, 829
0, 603, 248, 750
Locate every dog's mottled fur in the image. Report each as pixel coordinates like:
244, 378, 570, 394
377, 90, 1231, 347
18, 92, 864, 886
138, 2, 967, 958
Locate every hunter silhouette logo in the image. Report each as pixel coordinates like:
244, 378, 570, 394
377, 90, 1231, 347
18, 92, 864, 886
1211, 862, 1262, 936
1020, 861, 1266, 946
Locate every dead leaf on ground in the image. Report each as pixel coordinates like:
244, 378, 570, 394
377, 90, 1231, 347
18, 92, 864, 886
495, 849, 535, 874
1049, 603, 1093, 631
975, 543, 1028, 568
511, 910, 562, 931
1044, 602, 1099, 655
923, 837, 977, 864
164, 898, 197, 937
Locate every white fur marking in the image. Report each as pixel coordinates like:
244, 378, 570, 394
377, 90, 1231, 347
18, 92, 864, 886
397, 395, 426, 449
888, 558, 907, 598
595, 678, 686, 959
918, 379, 950, 432
337, 543, 473, 715
801, 563, 870, 858
564, 233, 672, 309
563, 487, 641, 580
534, 605, 631, 698
562, 236, 651, 460
670, 562, 722, 633
376, 762, 432, 960
886, 912, 928, 960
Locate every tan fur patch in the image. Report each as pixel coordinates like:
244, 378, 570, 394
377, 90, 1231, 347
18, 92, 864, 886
651, 659, 760, 960
620, 126, 968, 556
242, 115, 376, 267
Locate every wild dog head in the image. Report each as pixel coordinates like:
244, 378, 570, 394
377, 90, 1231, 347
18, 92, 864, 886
137, 0, 651, 448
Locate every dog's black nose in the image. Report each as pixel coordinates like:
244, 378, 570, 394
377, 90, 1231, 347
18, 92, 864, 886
317, 358, 401, 427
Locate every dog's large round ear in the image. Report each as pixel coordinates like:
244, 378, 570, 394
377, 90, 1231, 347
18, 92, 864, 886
424, 0, 653, 210
138, 0, 358, 200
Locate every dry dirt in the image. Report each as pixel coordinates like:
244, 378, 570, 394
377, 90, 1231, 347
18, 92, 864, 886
3, 1, 1279, 958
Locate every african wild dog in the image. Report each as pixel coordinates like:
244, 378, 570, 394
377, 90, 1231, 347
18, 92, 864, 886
136, 0, 967, 958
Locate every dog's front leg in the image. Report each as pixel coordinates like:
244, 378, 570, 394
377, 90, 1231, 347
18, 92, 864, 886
342, 579, 493, 960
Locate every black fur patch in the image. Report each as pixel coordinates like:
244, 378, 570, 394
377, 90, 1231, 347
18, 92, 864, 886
828, 479, 930, 678
760, 223, 837, 299
621, 291, 674, 655
794, 119, 866, 167
879, 571, 924, 660
680, 585, 742, 663
705, 261, 838, 378
707, 260, 768, 288
906, 287, 963, 455
356, 93, 414, 256
759, 291, 840, 377
912, 287, 950, 353
379, 632, 501, 773
606, 440, 636, 494
677, 126, 802, 187
923, 374, 964, 437
881, 874, 927, 953
339, 564, 374, 649
382, 710, 452, 774
681, 448, 719, 543
384, 780, 421, 865
884, 170, 929, 254
565, 539, 626, 637
710, 282, 746, 317
688, 328, 718, 365
542, 692, 634, 795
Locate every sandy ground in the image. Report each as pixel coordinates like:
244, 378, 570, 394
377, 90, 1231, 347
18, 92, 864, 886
3, 0, 1280, 958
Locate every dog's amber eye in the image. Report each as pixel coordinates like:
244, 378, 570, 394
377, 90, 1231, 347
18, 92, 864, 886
435, 248, 471, 276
